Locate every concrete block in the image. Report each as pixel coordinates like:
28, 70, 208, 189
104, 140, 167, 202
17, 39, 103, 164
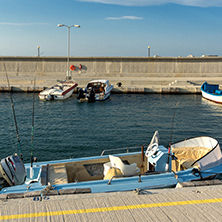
176, 182, 194, 188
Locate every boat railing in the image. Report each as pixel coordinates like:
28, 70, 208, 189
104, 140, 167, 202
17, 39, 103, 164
107, 170, 179, 185
100, 145, 145, 156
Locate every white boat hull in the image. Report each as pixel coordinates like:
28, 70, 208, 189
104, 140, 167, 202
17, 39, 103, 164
201, 90, 222, 103
77, 79, 113, 102
39, 82, 78, 101
95, 89, 112, 101
201, 82, 222, 104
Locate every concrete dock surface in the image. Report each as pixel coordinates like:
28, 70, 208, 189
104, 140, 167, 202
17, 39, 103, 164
1, 184, 222, 221
0, 76, 209, 94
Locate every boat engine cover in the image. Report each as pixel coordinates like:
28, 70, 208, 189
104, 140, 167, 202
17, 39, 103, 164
0, 154, 26, 186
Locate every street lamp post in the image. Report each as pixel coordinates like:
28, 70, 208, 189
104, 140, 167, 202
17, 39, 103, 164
57, 24, 80, 80
148, 46, 151, 57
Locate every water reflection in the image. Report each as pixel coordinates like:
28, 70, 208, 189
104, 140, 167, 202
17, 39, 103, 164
201, 97, 222, 116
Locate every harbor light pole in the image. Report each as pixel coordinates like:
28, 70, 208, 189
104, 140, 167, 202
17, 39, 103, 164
148, 46, 151, 57
57, 24, 80, 80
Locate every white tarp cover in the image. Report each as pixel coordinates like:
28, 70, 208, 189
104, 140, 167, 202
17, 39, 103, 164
171, 136, 222, 170
196, 143, 222, 170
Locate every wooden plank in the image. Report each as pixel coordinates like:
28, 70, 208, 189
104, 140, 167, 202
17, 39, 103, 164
75, 188, 91, 194
7, 193, 24, 199
41, 190, 58, 196
24, 191, 41, 198
59, 189, 76, 195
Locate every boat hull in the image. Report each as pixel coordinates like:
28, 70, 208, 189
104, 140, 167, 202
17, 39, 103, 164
1, 136, 221, 195
201, 82, 222, 104
1, 160, 221, 195
39, 82, 78, 101
77, 79, 113, 102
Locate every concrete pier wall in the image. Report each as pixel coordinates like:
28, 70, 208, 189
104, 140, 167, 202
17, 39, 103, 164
0, 56, 222, 93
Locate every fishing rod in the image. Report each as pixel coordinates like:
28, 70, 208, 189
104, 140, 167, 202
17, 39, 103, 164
30, 57, 39, 176
30, 76, 36, 168
1, 57, 23, 160
165, 101, 179, 171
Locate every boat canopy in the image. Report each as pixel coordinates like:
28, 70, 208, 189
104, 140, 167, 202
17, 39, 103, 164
171, 136, 222, 170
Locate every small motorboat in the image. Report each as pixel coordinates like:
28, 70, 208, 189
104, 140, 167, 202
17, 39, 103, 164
1, 131, 222, 195
39, 81, 78, 101
201, 82, 222, 104
76, 79, 113, 102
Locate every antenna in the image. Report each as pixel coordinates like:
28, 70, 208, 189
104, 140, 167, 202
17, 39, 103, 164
165, 101, 179, 171
30, 76, 36, 168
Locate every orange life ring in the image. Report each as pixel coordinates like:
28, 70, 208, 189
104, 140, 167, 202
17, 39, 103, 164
70, 65, 75, 71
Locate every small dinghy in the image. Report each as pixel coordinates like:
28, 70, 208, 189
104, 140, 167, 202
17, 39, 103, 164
201, 82, 222, 104
76, 79, 113, 102
39, 81, 78, 101
1, 132, 222, 195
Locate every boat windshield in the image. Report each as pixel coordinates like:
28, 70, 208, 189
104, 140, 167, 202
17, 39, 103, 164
25, 166, 41, 184
87, 82, 106, 93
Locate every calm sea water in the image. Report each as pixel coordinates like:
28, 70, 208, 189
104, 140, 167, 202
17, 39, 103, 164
1, 93, 222, 164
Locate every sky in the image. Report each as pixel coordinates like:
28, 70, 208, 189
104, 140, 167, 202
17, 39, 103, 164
1, 0, 222, 57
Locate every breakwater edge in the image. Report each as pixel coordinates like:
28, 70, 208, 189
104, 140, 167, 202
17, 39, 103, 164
1, 56, 222, 93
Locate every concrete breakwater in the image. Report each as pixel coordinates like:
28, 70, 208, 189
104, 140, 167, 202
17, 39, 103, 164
1, 56, 222, 93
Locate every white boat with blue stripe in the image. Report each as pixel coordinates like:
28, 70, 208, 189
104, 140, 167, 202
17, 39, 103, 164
201, 82, 222, 104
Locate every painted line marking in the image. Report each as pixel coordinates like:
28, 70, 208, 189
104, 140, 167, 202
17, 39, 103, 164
1, 198, 222, 220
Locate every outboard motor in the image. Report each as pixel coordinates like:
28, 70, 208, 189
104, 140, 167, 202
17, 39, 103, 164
0, 154, 26, 188
76, 88, 86, 100
87, 86, 95, 103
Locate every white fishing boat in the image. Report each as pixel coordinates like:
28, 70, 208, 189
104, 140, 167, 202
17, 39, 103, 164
76, 79, 113, 102
1, 131, 222, 196
39, 81, 78, 101
201, 82, 222, 104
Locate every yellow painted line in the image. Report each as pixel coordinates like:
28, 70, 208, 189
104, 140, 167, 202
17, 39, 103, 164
1, 198, 222, 220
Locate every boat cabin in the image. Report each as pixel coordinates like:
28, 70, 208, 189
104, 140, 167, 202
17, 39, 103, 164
86, 81, 108, 94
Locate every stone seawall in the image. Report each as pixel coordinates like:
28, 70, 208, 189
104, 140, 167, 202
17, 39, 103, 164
0, 56, 222, 93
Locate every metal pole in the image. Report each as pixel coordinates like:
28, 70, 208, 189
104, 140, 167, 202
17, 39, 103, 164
37, 46, 40, 57
57, 24, 80, 80
67, 27, 70, 80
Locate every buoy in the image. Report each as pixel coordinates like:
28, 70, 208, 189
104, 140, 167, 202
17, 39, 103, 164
70, 65, 75, 71
79, 64, 82, 69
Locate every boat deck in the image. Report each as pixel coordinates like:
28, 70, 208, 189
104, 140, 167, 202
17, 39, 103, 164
1, 182, 222, 221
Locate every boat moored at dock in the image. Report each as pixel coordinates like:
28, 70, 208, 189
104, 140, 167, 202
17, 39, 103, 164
1, 132, 222, 195
76, 79, 113, 102
201, 82, 222, 104
39, 81, 78, 101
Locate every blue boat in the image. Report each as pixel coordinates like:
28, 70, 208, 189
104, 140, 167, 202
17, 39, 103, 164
201, 82, 222, 103
1, 132, 222, 196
